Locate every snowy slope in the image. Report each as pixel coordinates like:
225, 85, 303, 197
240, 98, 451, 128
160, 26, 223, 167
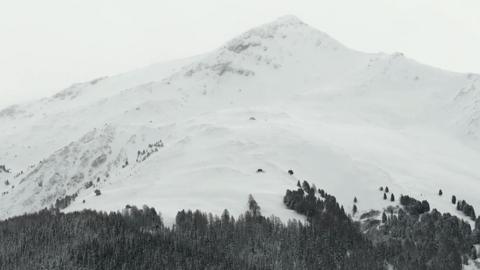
1, 15, 480, 228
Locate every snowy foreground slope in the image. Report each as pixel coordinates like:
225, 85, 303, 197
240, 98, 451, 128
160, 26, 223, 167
1, 16, 480, 228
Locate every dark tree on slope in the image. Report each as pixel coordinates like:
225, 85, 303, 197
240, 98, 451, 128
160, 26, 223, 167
55, 193, 78, 209
457, 200, 476, 220
399, 195, 430, 215
452, 195, 457, 204
472, 247, 478, 260
248, 194, 261, 217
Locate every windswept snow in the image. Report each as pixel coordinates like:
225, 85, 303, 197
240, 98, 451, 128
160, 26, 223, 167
1, 16, 480, 227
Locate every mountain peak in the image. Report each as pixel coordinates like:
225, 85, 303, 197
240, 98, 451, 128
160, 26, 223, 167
174, 15, 347, 79
221, 15, 344, 53
268, 14, 306, 27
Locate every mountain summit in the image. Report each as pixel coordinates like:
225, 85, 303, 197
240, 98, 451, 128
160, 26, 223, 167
1, 16, 480, 224
178, 15, 346, 81
222, 14, 342, 51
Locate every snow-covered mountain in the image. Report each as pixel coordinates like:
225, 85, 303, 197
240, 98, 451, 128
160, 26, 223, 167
1, 15, 480, 224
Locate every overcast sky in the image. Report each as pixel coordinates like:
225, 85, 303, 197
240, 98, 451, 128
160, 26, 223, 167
1, 0, 479, 109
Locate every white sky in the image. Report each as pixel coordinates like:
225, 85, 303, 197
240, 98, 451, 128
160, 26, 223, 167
0, 0, 479, 109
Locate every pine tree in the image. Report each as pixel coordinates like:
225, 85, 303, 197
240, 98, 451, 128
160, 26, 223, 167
438, 189, 443, 196
352, 204, 358, 215
248, 194, 261, 217
471, 247, 478, 260
302, 181, 311, 192
354, 197, 358, 203
379, 186, 384, 191
221, 209, 230, 224
383, 193, 387, 200
382, 212, 387, 223
390, 193, 395, 202
385, 186, 389, 193
451, 195, 456, 204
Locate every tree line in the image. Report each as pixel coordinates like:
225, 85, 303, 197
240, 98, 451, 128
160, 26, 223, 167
0, 181, 479, 269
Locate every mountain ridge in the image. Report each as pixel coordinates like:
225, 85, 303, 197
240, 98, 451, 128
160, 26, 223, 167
1, 16, 480, 226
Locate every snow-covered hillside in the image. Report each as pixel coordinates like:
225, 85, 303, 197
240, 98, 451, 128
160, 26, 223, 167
1, 15, 480, 227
